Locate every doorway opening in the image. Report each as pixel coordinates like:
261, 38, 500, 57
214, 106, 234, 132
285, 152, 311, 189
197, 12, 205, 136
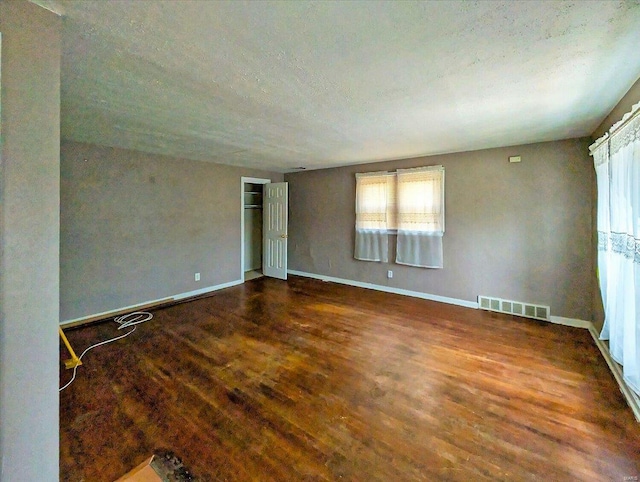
241, 177, 270, 282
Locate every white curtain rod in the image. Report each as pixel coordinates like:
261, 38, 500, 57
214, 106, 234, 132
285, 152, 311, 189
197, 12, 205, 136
356, 165, 444, 176
590, 100, 640, 154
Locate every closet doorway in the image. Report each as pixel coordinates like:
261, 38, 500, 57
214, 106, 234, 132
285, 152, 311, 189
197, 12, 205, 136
241, 177, 271, 282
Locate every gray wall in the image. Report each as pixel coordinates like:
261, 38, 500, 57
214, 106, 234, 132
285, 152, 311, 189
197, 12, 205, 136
0, 1, 61, 480
285, 138, 594, 321
60, 141, 282, 321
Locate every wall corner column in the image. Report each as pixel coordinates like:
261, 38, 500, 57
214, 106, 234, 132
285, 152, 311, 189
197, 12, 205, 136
0, 1, 62, 480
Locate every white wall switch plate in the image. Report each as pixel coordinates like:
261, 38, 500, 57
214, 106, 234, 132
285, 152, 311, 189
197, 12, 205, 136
195, 272, 200, 281
387, 270, 393, 279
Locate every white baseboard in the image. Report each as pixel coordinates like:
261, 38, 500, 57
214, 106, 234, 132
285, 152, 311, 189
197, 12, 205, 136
60, 279, 243, 326
288, 270, 598, 327
289, 268, 639, 422
61, 270, 640, 422
173, 279, 243, 300
587, 326, 640, 422
548, 316, 593, 329
287, 269, 479, 309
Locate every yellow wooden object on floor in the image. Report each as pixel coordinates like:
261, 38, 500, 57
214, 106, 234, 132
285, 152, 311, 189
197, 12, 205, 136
59, 326, 82, 369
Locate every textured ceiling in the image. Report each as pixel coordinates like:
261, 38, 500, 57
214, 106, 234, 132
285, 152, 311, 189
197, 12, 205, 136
32, 0, 640, 171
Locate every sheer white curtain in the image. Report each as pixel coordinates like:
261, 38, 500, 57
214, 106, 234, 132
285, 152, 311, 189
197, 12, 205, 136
354, 172, 395, 262
395, 166, 445, 268
592, 140, 610, 315
591, 102, 640, 397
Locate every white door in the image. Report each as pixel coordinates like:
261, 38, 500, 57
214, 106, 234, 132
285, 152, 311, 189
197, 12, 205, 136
263, 182, 288, 280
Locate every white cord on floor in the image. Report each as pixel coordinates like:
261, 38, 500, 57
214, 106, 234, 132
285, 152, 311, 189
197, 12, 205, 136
59, 311, 153, 392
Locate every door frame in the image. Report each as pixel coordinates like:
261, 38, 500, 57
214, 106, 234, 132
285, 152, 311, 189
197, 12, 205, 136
240, 176, 271, 282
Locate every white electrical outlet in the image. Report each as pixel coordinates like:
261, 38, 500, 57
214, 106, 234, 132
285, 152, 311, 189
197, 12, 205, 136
195, 272, 200, 281
387, 270, 393, 279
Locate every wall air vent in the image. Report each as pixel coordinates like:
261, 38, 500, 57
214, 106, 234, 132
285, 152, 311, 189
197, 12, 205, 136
477, 295, 550, 321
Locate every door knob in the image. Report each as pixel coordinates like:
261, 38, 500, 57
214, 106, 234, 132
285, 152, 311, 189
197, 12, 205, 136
280, 234, 288, 238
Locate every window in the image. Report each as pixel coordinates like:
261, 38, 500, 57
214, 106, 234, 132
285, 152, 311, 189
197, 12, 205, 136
355, 166, 444, 267
355, 172, 396, 231
396, 167, 445, 233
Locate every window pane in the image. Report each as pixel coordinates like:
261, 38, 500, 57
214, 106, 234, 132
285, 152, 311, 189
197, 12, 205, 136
396, 167, 444, 233
356, 173, 394, 230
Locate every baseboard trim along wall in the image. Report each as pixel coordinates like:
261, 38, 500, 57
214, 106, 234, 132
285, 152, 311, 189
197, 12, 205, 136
287, 269, 479, 309
587, 325, 640, 423
61, 270, 640, 423
548, 316, 593, 329
288, 269, 639, 421
60, 279, 243, 327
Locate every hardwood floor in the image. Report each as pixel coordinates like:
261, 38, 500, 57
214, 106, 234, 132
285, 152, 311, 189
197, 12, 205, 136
60, 276, 640, 481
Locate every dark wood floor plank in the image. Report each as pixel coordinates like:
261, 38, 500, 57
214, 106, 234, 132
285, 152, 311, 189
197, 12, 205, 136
60, 276, 640, 481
